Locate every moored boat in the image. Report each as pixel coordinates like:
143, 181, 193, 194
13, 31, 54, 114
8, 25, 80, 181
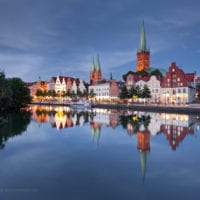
70, 100, 92, 109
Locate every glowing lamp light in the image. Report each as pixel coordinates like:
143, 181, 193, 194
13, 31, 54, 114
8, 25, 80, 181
132, 115, 138, 121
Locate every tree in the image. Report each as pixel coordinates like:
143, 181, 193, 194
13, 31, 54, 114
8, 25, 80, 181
66, 90, 72, 98
88, 89, 95, 98
82, 89, 88, 98
120, 85, 128, 99
43, 89, 48, 97
136, 70, 149, 77
142, 85, 151, 99
35, 89, 43, 98
129, 86, 137, 98
48, 90, 57, 97
8, 77, 32, 110
150, 69, 163, 77
0, 71, 12, 112
77, 88, 83, 97
135, 85, 142, 98
0, 111, 31, 149
122, 71, 135, 81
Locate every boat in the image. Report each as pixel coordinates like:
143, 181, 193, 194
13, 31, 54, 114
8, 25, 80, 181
70, 100, 92, 109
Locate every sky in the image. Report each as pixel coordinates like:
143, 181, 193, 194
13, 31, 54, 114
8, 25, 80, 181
0, 0, 200, 82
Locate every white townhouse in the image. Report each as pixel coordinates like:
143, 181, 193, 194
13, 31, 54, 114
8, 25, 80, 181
135, 75, 162, 103
55, 76, 67, 93
78, 80, 87, 93
71, 80, 78, 94
53, 76, 82, 95
89, 82, 110, 100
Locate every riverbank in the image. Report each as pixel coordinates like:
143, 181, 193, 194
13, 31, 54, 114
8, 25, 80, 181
30, 101, 200, 114
93, 103, 200, 114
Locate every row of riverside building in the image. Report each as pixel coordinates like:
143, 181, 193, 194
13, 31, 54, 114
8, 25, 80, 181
27, 20, 200, 104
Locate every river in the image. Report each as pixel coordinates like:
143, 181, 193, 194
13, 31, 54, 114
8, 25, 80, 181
0, 105, 199, 200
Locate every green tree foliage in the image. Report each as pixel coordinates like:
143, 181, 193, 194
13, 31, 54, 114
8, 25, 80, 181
136, 70, 149, 77
36, 89, 48, 98
150, 69, 163, 77
0, 71, 12, 112
8, 77, 32, 110
135, 85, 142, 98
89, 89, 95, 98
122, 71, 135, 81
120, 85, 129, 99
120, 114, 151, 133
119, 85, 151, 100
36, 89, 43, 97
48, 90, 57, 97
66, 90, 72, 98
77, 88, 83, 97
0, 111, 31, 149
142, 85, 151, 98
82, 89, 88, 98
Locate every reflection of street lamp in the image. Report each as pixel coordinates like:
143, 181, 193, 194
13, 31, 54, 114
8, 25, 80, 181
164, 92, 166, 105
164, 91, 168, 105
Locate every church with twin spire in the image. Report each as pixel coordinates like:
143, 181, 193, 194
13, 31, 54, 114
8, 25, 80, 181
90, 55, 102, 84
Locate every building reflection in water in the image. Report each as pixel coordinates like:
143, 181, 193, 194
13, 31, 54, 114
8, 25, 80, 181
30, 105, 199, 181
31, 105, 198, 149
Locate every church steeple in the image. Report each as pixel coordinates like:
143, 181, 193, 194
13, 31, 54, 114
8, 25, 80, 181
96, 55, 101, 71
136, 20, 150, 71
91, 56, 95, 72
90, 55, 102, 84
138, 20, 148, 52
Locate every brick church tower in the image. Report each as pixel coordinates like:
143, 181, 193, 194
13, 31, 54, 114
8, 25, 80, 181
90, 55, 102, 84
136, 21, 150, 72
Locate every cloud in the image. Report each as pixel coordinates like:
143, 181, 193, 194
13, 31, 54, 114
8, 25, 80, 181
0, 0, 199, 82
0, 53, 44, 81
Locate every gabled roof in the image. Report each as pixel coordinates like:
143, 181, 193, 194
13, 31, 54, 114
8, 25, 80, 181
50, 77, 57, 82
185, 73, 195, 82
56, 76, 80, 85
26, 82, 37, 87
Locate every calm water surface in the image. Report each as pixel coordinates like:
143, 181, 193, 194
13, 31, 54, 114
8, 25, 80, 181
0, 105, 200, 200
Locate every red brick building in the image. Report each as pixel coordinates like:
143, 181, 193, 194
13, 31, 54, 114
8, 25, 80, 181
161, 62, 195, 104
90, 56, 102, 84
136, 21, 150, 72
28, 79, 47, 97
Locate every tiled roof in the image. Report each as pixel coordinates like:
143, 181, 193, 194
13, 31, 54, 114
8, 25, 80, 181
56, 76, 80, 85
185, 73, 195, 82
26, 82, 37, 87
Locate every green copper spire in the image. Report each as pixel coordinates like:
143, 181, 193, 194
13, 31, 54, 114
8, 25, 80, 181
91, 56, 95, 72
140, 151, 147, 183
138, 20, 148, 52
96, 55, 101, 71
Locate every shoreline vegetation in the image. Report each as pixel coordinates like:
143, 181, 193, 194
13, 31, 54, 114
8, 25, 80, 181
0, 71, 31, 126
30, 101, 200, 114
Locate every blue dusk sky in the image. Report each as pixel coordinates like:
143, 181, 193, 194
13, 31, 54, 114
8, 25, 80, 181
0, 0, 200, 82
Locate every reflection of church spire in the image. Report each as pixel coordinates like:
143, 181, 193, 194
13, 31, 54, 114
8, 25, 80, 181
90, 122, 101, 145
137, 129, 150, 183
140, 151, 147, 183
